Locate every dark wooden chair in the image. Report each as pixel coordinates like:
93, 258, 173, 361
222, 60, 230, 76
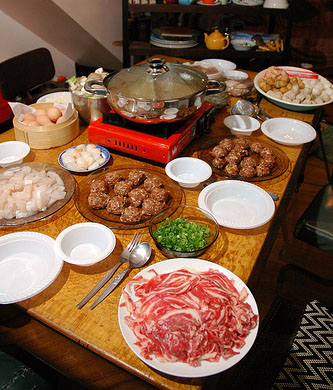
0, 48, 67, 105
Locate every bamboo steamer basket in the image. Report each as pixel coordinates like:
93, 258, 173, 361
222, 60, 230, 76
13, 103, 80, 149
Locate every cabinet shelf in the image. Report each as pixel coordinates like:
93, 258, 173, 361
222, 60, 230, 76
123, 1, 293, 67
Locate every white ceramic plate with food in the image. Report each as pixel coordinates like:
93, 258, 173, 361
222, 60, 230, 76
0, 232, 63, 304
118, 258, 259, 378
198, 180, 275, 229
254, 66, 333, 112
58, 144, 110, 173
261, 117, 317, 146
37, 91, 73, 105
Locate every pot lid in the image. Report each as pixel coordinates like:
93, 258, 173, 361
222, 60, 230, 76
106, 58, 208, 101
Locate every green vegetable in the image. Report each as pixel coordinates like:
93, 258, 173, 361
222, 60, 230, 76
153, 217, 211, 252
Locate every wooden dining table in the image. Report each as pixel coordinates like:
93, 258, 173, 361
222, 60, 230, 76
0, 56, 317, 390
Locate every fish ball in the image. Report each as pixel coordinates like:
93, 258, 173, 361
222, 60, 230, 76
24, 113, 36, 121
36, 115, 52, 126
35, 109, 47, 116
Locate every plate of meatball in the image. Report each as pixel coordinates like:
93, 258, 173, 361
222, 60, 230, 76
75, 167, 182, 229
198, 137, 289, 182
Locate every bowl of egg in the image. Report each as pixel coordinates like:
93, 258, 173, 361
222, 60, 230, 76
13, 102, 79, 149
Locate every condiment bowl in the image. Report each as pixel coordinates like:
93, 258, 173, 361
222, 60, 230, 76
165, 157, 212, 188
0, 141, 30, 167
148, 204, 219, 258
224, 115, 260, 136
55, 222, 116, 266
231, 39, 256, 51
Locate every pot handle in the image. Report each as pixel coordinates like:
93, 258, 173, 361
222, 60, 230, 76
84, 79, 108, 97
206, 80, 226, 94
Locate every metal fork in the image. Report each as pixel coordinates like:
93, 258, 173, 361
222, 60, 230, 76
76, 232, 143, 309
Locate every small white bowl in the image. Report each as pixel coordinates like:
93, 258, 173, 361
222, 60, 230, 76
55, 222, 116, 266
165, 157, 212, 188
231, 39, 256, 51
224, 115, 260, 136
183, 60, 224, 80
0, 141, 30, 167
223, 70, 248, 80
205, 59, 237, 71
261, 118, 316, 146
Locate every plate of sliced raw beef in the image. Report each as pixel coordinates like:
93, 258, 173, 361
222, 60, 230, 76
118, 258, 259, 377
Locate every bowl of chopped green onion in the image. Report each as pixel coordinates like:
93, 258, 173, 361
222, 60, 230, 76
149, 204, 219, 258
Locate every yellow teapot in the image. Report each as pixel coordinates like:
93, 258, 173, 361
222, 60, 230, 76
204, 29, 230, 50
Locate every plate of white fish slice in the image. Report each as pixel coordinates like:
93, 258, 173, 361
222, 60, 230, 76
0, 162, 76, 226
58, 144, 110, 173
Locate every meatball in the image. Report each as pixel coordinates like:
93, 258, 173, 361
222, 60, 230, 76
211, 145, 228, 158
128, 187, 149, 207
233, 145, 249, 157
106, 196, 128, 215
225, 151, 241, 164
150, 187, 169, 203
260, 147, 275, 159
90, 179, 108, 193
120, 206, 142, 223
234, 138, 250, 149
256, 163, 271, 177
88, 191, 109, 209
128, 169, 146, 186
240, 156, 257, 168
250, 142, 263, 154
114, 180, 133, 196
260, 154, 276, 169
224, 162, 239, 176
239, 166, 256, 178
104, 171, 124, 188
219, 138, 234, 152
143, 176, 163, 192
212, 157, 226, 169
142, 198, 165, 216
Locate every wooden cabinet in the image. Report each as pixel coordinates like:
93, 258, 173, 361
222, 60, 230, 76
122, 1, 294, 68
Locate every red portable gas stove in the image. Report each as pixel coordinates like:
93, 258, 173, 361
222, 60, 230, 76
88, 103, 215, 164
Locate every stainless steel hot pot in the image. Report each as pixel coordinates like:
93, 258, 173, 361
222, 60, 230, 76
84, 58, 222, 124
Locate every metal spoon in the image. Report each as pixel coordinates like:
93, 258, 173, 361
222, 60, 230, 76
89, 242, 152, 309
231, 99, 271, 121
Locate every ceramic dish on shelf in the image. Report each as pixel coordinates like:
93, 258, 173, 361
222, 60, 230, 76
261, 118, 317, 146
198, 180, 275, 229
232, 0, 263, 5
254, 66, 333, 112
75, 167, 182, 230
197, 137, 289, 182
197, 0, 220, 5
58, 144, 110, 173
0, 232, 63, 304
0, 162, 76, 227
150, 39, 198, 49
118, 258, 259, 377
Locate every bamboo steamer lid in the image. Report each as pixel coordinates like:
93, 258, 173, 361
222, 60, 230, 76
13, 103, 80, 149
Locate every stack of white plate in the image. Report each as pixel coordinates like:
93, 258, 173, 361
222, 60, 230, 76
150, 34, 198, 49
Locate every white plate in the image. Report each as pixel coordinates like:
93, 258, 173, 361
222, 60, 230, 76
118, 258, 259, 378
261, 118, 317, 146
37, 91, 73, 105
206, 59, 237, 71
183, 60, 224, 80
198, 180, 275, 229
150, 40, 198, 49
197, 0, 220, 5
58, 144, 110, 173
254, 66, 333, 112
0, 232, 63, 304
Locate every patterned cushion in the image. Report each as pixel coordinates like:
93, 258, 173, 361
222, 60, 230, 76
272, 300, 333, 390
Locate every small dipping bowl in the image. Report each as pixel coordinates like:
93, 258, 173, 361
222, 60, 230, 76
0, 141, 30, 167
231, 39, 256, 51
165, 157, 212, 188
223, 70, 248, 80
55, 222, 116, 266
224, 115, 260, 136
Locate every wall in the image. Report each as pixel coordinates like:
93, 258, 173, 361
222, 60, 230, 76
0, 0, 123, 79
